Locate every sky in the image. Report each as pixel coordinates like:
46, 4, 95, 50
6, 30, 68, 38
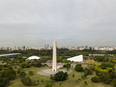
0, 0, 116, 47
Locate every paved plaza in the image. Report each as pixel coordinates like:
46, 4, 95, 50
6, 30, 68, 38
38, 68, 72, 76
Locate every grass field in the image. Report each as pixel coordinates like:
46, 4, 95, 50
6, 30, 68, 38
8, 67, 112, 87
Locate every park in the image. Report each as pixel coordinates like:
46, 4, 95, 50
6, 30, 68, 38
0, 41, 116, 87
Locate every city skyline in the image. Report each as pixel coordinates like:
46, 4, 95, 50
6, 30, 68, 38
0, 0, 116, 47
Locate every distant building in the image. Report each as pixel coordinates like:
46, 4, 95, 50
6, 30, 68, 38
0, 53, 22, 57
89, 54, 113, 57
26, 56, 40, 60
23, 46, 25, 50
67, 55, 83, 62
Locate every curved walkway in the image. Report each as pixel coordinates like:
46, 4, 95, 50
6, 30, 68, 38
38, 68, 72, 76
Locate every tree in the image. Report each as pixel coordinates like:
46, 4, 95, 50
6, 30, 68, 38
28, 71, 34, 76
20, 72, 26, 78
45, 83, 53, 87
84, 68, 92, 77
20, 63, 26, 68
91, 76, 100, 82
111, 79, 116, 86
50, 71, 68, 81
0, 66, 2, 71
34, 63, 42, 67
21, 77, 32, 86
99, 72, 112, 84
72, 74, 75, 79
99, 63, 114, 69
17, 68, 22, 74
0, 77, 9, 87
63, 63, 71, 70
3, 69, 16, 80
84, 81, 88, 85
94, 56, 106, 62
75, 64, 84, 72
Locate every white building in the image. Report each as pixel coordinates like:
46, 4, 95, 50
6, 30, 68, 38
26, 56, 40, 60
67, 55, 83, 62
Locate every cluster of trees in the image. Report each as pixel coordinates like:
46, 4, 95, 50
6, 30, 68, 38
50, 71, 68, 81
18, 70, 39, 86
94, 56, 116, 64
99, 62, 114, 69
0, 67, 16, 87
83, 68, 93, 78
75, 64, 93, 78
1, 48, 104, 58
18, 70, 32, 86
91, 62, 116, 86
63, 63, 71, 70
94, 56, 109, 62
0, 56, 25, 65
19, 60, 42, 68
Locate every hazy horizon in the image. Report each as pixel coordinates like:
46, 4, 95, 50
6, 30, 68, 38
0, 0, 116, 47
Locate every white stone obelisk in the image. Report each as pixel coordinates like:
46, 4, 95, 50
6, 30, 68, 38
52, 41, 57, 72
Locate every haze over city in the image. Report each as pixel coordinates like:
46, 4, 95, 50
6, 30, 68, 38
0, 0, 116, 47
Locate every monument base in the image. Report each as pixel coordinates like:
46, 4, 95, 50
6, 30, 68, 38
38, 68, 71, 76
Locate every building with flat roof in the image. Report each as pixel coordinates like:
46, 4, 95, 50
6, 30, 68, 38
0, 53, 22, 57
67, 55, 83, 62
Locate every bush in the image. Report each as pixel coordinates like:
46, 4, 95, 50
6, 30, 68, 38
3, 69, 16, 80
17, 68, 22, 74
84, 68, 92, 77
34, 63, 42, 67
75, 64, 84, 72
45, 83, 53, 87
111, 79, 116, 86
20, 72, 26, 78
99, 63, 114, 69
0, 72, 3, 78
99, 72, 112, 84
0, 77, 9, 87
28, 71, 34, 76
94, 56, 106, 62
63, 63, 71, 70
21, 77, 31, 86
91, 77, 100, 82
50, 71, 68, 81
84, 81, 88, 85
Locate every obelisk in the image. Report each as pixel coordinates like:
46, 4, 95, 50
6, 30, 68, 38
52, 41, 57, 72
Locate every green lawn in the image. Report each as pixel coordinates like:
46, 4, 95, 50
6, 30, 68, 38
8, 67, 112, 87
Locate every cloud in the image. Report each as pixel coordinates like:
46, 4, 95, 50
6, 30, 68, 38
0, 0, 116, 46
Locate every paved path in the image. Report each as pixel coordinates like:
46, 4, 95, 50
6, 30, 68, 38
38, 68, 72, 76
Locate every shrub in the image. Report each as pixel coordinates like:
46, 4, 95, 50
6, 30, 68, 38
99, 72, 112, 84
28, 71, 34, 76
17, 68, 22, 74
91, 76, 100, 82
94, 56, 106, 62
20, 72, 26, 78
84, 81, 88, 85
99, 63, 114, 69
21, 77, 32, 86
75, 64, 84, 72
3, 69, 16, 80
111, 79, 116, 86
34, 63, 42, 67
63, 63, 71, 70
45, 83, 53, 87
84, 68, 92, 77
0, 77, 9, 87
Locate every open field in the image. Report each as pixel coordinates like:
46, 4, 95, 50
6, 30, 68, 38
8, 66, 112, 87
